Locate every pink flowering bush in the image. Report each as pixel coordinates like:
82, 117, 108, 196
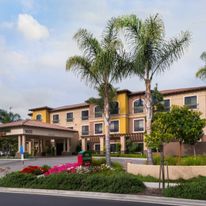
44, 162, 80, 176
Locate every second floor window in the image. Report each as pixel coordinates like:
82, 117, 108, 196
66, 112, 73, 122
95, 106, 102, 118
134, 119, 144, 132
95, 123, 103, 134
82, 125, 89, 136
134, 99, 144, 113
82, 110, 89, 120
110, 120, 119, 133
53, 114, 59, 123
110, 102, 119, 115
163, 99, 170, 111
36, 114, 42, 121
184, 96, 197, 109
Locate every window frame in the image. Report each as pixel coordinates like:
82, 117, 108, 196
110, 101, 119, 115
36, 114, 42, 121
94, 106, 103, 118
163, 99, 171, 111
133, 118, 145, 133
94, 122, 103, 135
52, 114, 59, 123
133, 98, 144, 113
184, 95, 198, 109
66, 112, 73, 122
81, 125, 89, 136
110, 120, 120, 133
81, 110, 89, 120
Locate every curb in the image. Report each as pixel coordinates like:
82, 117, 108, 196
0, 187, 205, 206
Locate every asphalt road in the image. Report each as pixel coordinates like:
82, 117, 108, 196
0, 192, 171, 206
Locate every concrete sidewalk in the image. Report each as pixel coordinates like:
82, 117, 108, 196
0, 187, 205, 206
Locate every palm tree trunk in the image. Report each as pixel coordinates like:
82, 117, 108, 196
104, 91, 111, 166
145, 79, 153, 164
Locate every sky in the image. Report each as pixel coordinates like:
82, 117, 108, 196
0, 0, 206, 118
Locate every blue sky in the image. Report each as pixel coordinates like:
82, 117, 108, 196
0, 0, 206, 117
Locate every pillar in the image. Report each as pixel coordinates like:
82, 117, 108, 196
67, 138, 71, 152
28, 141, 32, 154
22, 135, 26, 152
100, 136, 105, 154
18, 135, 21, 152
120, 136, 126, 154
81, 138, 87, 151
63, 139, 66, 152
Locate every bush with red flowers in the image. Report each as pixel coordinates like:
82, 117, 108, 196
20, 166, 49, 175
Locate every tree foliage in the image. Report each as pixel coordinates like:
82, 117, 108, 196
196, 51, 206, 80
0, 109, 21, 123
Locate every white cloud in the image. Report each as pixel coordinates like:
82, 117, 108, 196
17, 14, 49, 40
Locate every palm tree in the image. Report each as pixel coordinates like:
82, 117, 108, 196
115, 14, 191, 164
66, 19, 128, 166
0, 109, 21, 123
196, 52, 206, 80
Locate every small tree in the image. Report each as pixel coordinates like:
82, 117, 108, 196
168, 106, 206, 158
145, 112, 174, 189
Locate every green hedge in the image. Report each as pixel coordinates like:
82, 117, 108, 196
153, 155, 206, 165
164, 176, 206, 200
0, 172, 145, 194
93, 153, 146, 158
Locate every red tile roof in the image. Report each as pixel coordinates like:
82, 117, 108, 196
51, 102, 89, 112
0, 120, 77, 132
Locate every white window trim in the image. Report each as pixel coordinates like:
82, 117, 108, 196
93, 143, 100, 151
110, 119, 120, 134
66, 112, 74, 122
52, 114, 59, 123
110, 100, 120, 115
183, 95, 198, 109
81, 109, 89, 120
94, 105, 102, 118
133, 98, 144, 114
81, 124, 89, 136
36, 114, 42, 121
94, 122, 103, 135
163, 98, 171, 110
133, 118, 145, 133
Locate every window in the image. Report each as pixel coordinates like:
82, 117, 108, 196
134, 119, 144, 132
82, 125, 89, 136
110, 102, 119, 115
94, 144, 100, 151
82, 110, 89, 120
184, 96, 197, 109
95, 123, 103, 134
66, 112, 73, 122
36, 114, 42, 121
53, 114, 59, 123
95, 106, 102, 118
110, 120, 119, 133
163, 99, 170, 111
134, 99, 144, 113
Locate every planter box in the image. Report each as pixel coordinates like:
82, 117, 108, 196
127, 163, 206, 180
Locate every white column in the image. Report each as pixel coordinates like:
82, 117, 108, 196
28, 141, 32, 154
100, 136, 105, 154
63, 139, 66, 152
22, 135, 26, 152
67, 138, 71, 152
18, 135, 21, 152
120, 136, 126, 153
82, 138, 87, 151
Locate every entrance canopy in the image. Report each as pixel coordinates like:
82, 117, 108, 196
0, 120, 78, 155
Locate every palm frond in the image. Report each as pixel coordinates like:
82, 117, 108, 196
196, 67, 206, 80
151, 31, 191, 79
74, 28, 101, 61
200, 51, 206, 62
66, 55, 100, 86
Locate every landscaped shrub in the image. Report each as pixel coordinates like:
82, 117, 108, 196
153, 155, 206, 165
164, 177, 206, 200
0, 172, 36, 187
20, 166, 48, 175
91, 158, 106, 166
0, 172, 145, 194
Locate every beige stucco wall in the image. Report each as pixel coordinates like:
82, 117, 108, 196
50, 107, 89, 138
127, 163, 206, 180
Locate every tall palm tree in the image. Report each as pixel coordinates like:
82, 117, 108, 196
115, 14, 191, 164
0, 109, 21, 123
66, 19, 128, 166
196, 52, 206, 80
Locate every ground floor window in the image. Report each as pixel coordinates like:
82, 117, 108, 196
94, 144, 100, 151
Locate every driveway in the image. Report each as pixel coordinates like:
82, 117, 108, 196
0, 156, 146, 176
